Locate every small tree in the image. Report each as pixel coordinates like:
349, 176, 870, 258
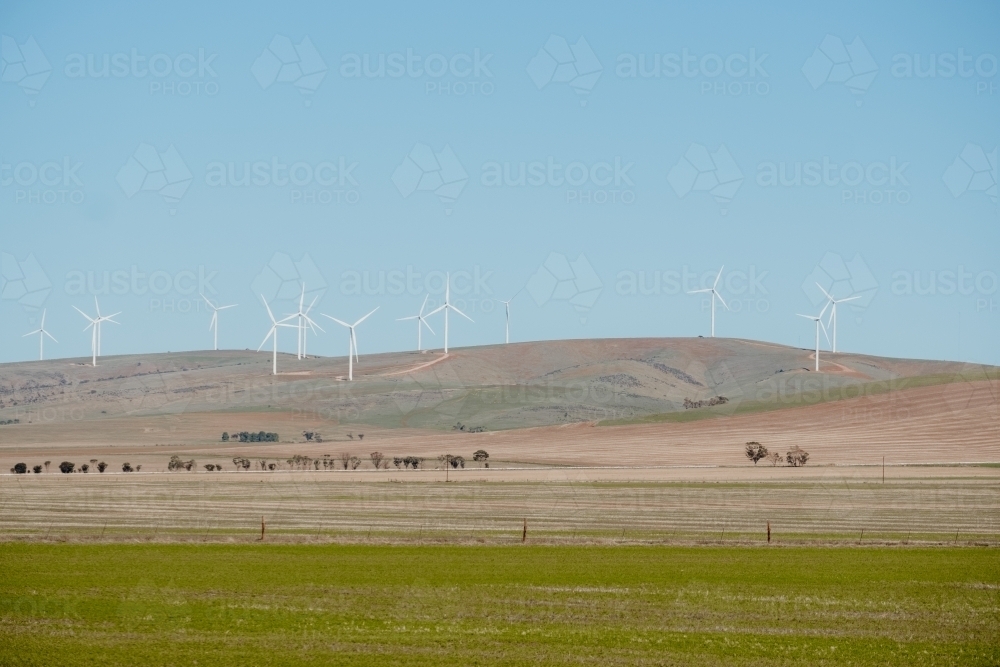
122, 462, 133, 472
765, 451, 781, 467
340, 452, 352, 470
369, 452, 385, 469
393, 457, 403, 469
745, 442, 768, 465
32, 465, 42, 474
81, 464, 90, 473
204, 464, 216, 472
450, 456, 465, 469
59, 461, 75, 474
13, 462, 27, 474
222, 432, 230, 442
786, 446, 810, 467
473, 450, 489, 466
358, 433, 364, 441
349, 456, 362, 470
97, 461, 108, 473
44, 461, 51, 472
303, 431, 314, 441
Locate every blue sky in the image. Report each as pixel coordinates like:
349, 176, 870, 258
1, 0, 998, 365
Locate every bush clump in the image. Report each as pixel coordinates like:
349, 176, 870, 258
59, 461, 75, 474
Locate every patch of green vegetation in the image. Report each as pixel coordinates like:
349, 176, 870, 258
1, 544, 997, 666
599, 370, 1000, 426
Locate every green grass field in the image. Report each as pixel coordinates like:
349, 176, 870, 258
1, 544, 997, 666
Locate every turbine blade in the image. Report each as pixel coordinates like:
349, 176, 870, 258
23, 330, 41, 337
687, 288, 712, 294
713, 266, 724, 289
815, 282, 834, 301
321, 314, 351, 328
44, 331, 57, 342
257, 327, 275, 352
419, 294, 429, 316
201, 293, 216, 310
420, 318, 436, 335
426, 304, 446, 317
819, 300, 831, 319
838, 295, 862, 303
796, 314, 814, 320
397, 315, 419, 321
261, 295, 277, 324
451, 304, 474, 322
714, 291, 729, 310
73, 306, 95, 322
218, 304, 237, 310
820, 320, 831, 346
353, 307, 379, 327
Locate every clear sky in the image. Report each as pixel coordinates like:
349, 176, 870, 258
1, 0, 997, 365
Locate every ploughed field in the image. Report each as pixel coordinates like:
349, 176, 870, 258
1, 544, 997, 666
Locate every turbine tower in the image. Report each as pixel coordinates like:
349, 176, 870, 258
321, 307, 378, 381
427, 273, 473, 353
73, 297, 121, 367
816, 283, 860, 353
397, 295, 435, 351
798, 302, 831, 372
23, 309, 57, 361
258, 295, 295, 375
292, 284, 323, 359
497, 289, 521, 344
687, 266, 728, 337
202, 294, 237, 351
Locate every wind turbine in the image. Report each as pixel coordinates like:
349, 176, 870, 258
23, 309, 57, 361
797, 302, 832, 372
397, 295, 435, 351
73, 297, 121, 367
687, 266, 728, 337
202, 294, 237, 351
321, 307, 378, 381
816, 283, 860, 353
257, 295, 296, 375
497, 289, 521, 344
427, 273, 473, 353
292, 283, 323, 359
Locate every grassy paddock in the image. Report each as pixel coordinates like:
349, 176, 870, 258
1, 544, 997, 666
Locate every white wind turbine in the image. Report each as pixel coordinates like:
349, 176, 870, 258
73, 297, 121, 367
23, 309, 57, 361
202, 294, 237, 351
816, 283, 860, 353
688, 266, 728, 337
427, 273, 473, 353
397, 295, 435, 351
497, 288, 521, 344
798, 302, 832, 372
292, 283, 323, 359
322, 307, 378, 381
257, 295, 296, 375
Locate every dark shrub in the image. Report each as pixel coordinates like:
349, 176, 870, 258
13, 462, 27, 474
59, 461, 75, 474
